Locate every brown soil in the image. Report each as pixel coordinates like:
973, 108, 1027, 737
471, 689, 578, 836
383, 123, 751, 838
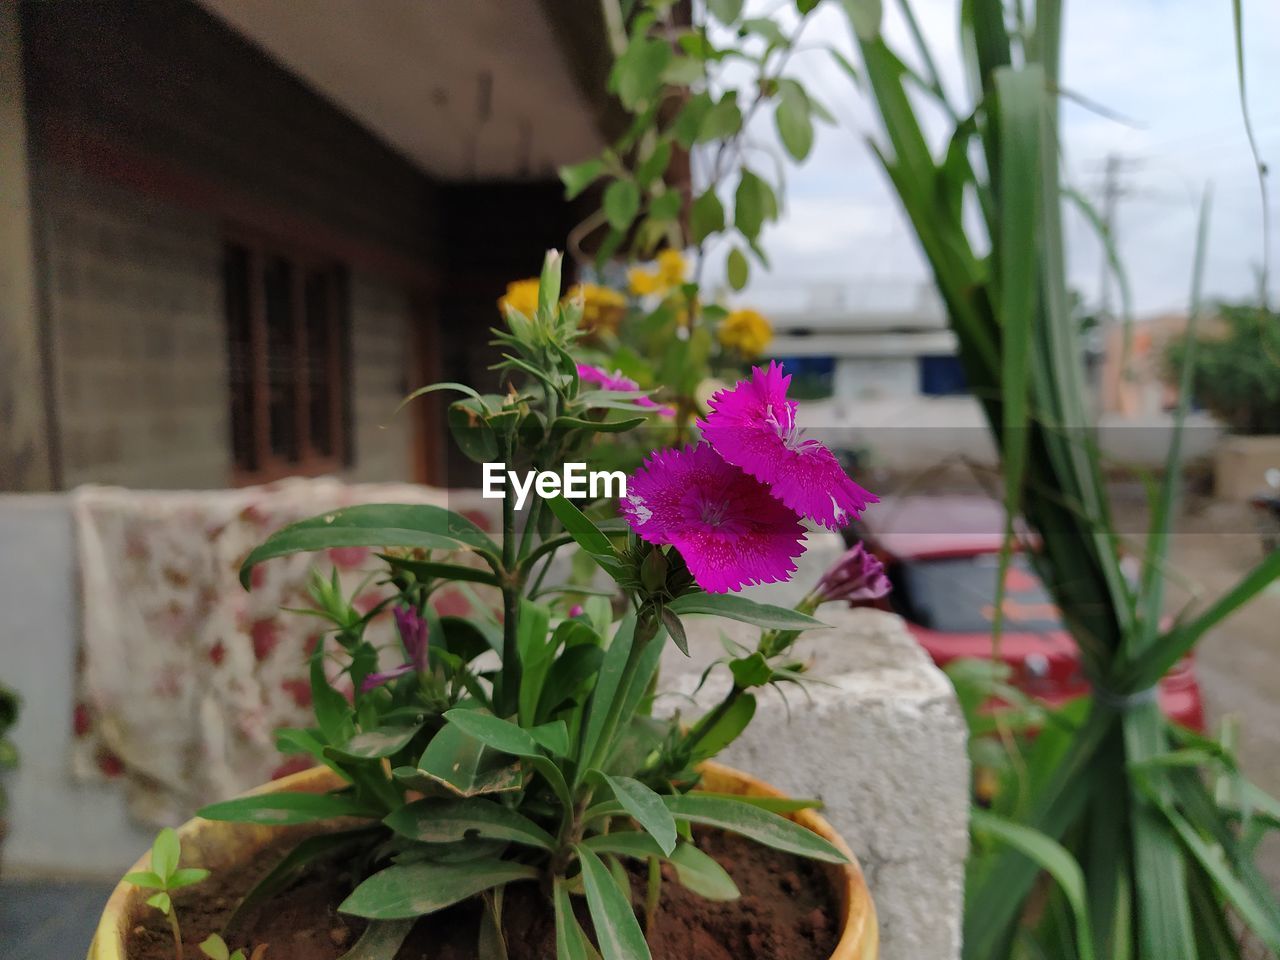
125, 828, 840, 960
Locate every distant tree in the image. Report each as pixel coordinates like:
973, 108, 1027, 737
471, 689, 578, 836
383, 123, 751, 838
1166, 302, 1280, 435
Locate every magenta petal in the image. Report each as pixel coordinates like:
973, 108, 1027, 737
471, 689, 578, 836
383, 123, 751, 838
621, 443, 807, 593
577, 364, 673, 417
701, 361, 877, 529
360, 662, 414, 692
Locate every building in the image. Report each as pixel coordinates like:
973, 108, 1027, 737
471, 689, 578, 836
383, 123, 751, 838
0, 0, 613, 492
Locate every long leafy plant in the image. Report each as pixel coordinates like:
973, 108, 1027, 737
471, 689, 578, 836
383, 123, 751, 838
196, 251, 883, 959
841, 1, 1280, 958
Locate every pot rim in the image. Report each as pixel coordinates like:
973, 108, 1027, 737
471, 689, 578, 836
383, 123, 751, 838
90, 760, 877, 959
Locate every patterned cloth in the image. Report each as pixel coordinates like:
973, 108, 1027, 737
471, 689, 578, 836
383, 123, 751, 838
70, 478, 497, 825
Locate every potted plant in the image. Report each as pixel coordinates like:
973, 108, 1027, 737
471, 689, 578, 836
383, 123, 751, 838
0, 680, 19, 875
90, 253, 883, 960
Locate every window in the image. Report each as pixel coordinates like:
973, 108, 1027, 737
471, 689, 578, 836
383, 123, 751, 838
223, 237, 351, 482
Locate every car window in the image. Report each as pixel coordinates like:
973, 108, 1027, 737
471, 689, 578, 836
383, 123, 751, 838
889, 554, 1062, 633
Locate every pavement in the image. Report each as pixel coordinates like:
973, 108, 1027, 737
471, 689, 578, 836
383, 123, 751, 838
1, 877, 114, 959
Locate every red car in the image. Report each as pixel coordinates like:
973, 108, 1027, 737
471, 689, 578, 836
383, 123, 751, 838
850, 496, 1205, 731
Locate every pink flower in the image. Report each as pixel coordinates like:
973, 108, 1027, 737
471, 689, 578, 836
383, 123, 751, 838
577, 363, 674, 416
361, 605, 430, 692
700, 362, 876, 529
815, 542, 891, 606
621, 443, 807, 594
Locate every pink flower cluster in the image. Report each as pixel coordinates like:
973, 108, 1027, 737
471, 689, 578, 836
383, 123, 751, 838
622, 362, 877, 593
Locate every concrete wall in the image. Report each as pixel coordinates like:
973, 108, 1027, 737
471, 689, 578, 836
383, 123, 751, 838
35, 167, 231, 489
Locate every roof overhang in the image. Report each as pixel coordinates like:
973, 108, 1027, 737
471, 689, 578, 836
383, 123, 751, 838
198, 0, 609, 181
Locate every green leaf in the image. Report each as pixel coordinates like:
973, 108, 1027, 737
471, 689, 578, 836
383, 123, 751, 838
339, 859, 538, 920
605, 775, 678, 855
380, 555, 499, 587
199, 934, 230, 960
544, 496, 623, 578
689, 694, 756, 762
449, 399, 500, 463
604, 180, 641, 232
311, 652, 354, 747
561, 158, 606, 200
122, 870, 165, 890
690, 792, 821, 815
636, 140, 673, 187
443, 709, 541, 759
673, 93, 712, 149
385, 797, 556, 851
411, 722, 523, 798
660, 607, 689, 657
971, 809, 1096, 960
198, 791, 378, 825
335, 919, 417, 960
669, 843, 740, 901
698, 93, 742, 143
145, 892, 171, 915
166, 867, 210, 890
729, 653, 772, 689
726, 248, 749, 291
240, 504, 499, 586
649, 189, 683, 223
580, 614, 637, 771
554, 879, 598, 960
734, 169, 773, 242
575, 846, 652, 960
690, 190, 726, 244
331, 724, 423, 761
151, 827, 181, 880
774, 80, 814, 161
839, 0, 882, 40
612, 36, 671, 110
708, 0, 744, 22
666, 593, 822, 630
530, 720, 571, 758
663, 795, 848, 863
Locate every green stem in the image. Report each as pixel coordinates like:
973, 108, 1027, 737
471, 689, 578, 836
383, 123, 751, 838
498, 437, 522, 717
644, 855, 662, 931
167, 908, 184, 960
682, 684, 747, 759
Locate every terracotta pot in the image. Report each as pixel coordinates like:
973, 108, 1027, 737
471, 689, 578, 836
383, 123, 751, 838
89, 761, 877, 959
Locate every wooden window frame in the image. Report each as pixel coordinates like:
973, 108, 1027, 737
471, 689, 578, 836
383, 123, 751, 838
224, 228, 351, 486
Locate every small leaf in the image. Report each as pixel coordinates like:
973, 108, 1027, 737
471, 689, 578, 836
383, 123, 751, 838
529, 720, 571, 757
698, 93, 742, 143
690, 190, 726, 244
664, 795, 848, 863
151, 827, 181, 880
667, 593, 822, 630
339, 859, 538, 920
649, 189, 683, 222
708, 0, 745, 22
200, 934, 230, 960
166, 867, 211, 890
449, 399, 500, 463
544, 496, 623, 578
146, 891, 172, 916
198, 791, 378, 826
412, 722, 523, 797
122, 870, 165, 890
604, 180, 641, 232
729, 653, 772, 688
660, 608, 689, 657
560, 158, 605, 200
636, 140, 673, 187
443, 709, 541, 759
734, 169, 775, 240
605, 775, 678, 855
673, 93, 712, 149
688, 693, 756, 761
575, 846, 652, 960
774, 80, 814, 161
726, 248, 749, 291
670, 843, 740, 900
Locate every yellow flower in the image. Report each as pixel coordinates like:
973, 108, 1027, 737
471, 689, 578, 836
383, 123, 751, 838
656, 248, 687, 286
498, 278, 539, 317
627, 268, 664, 297
718, 308, 773, 358
567, 283, 627, 333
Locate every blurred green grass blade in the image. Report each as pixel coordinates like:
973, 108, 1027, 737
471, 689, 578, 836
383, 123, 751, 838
1231, 0, 1270, 305
992, 64, 1043, 653
1138, 190, 1211, 657
971, 809, 1096, 960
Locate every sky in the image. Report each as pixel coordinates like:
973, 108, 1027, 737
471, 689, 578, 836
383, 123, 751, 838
722, 0, 1280, 318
